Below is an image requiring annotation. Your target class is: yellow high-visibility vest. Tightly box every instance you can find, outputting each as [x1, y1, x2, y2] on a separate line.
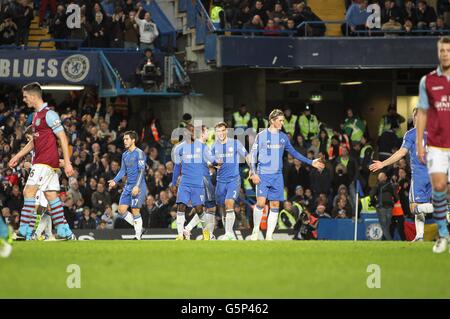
[210, 6, 223, 23]
[233, 111, 251, 129]
[284, 115, 298, 137]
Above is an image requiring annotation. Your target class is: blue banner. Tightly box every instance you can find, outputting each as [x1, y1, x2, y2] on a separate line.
[0, 50, 100, 85]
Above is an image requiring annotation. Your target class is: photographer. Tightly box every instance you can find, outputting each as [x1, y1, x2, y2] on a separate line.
[293, 208, 318, 240]
[135, 49, 162, 89]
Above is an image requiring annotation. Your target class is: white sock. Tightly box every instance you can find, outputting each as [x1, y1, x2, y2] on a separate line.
[266, 209, 279, 239]
[206, 213, 215, 235]
[252, 205, 264, 232]
[225, 210, 235, 234]
[121, 211, 134, 226]
[415, 203, 434, 214]
[44, 214, 52, 236]
[415, 214, 425, 238]
[200, 212, 207, 229]
[176, 212, 186, 235]
[35, 214, 47, 237]
[133, 214, 143, 238]
[186, 214, 200, 231]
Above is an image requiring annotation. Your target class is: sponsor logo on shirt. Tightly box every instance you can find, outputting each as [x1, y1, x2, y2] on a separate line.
[432, 86, 444, 91]
[434, 95, 450, 111]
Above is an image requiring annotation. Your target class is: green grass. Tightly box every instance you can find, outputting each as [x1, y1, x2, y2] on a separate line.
[1, 241, 450, 298]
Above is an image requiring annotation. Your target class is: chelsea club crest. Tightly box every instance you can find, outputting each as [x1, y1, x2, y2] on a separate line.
[61, 54, 90, 83]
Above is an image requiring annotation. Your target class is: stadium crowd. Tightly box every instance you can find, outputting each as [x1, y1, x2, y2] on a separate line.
[0, 0, 160, 49]
[343, 0, 450, 36]
[0, 81, 417, 240]
[2, 0, 450, 47]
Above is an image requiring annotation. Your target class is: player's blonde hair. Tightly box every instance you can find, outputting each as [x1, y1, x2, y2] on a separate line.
[269, 109, 284, 122]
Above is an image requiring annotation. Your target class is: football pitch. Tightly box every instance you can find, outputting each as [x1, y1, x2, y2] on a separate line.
[1, 241, 450, 299]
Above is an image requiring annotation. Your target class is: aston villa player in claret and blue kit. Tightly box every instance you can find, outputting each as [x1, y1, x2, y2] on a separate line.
[416, 36, 450, 253]
[8, 82, 75, 240]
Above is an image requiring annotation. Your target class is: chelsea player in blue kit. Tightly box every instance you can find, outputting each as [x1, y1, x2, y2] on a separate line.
[108, 131, 147, 240]
[170, 124, 219, 240]
[249, 109, 325, 240]
[370, 108, 433, 242]
[211, 122, 250, 240]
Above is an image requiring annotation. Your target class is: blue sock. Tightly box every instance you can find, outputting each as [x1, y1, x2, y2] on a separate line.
[19, 198, 35, 235]
[432, 191, 449, 238]
[0, 216, 8, 239]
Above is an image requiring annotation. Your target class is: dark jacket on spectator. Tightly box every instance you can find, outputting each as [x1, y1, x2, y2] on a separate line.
[370, 181, 398, 209]
[78, 216, 97, 229]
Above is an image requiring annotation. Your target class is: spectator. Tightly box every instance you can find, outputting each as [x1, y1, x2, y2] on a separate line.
[136, 6, 159, 50]
[335, 146, 358, 182]
[101, 205, 116, 229]
[78, 207, 97, 229]
[315, 204, 331, 218]
[250, 0, 268, 25]
[110, 6, 126, 48]
[310, 152, 332, 196]
[0, 15, 18, 45]
[341, 0, 370, 36]
[331, 197, 353, 218]
[378, 104, 405, 138]
[293, 134, 307, 155]
[381, 0, 401, 25]
[88, 12, 108, 48]
[150, 190, 171, 228]
[263, 18, 282, 35]
[284, 18, 299, 36]
[11, 0, 33, 46]
[417, 0, 437, 30]
[5, 184, 22, 213]
[290, 185, 305, 204]
[124, 9, 140, 49]
[101, 0, 115, 17]
[39, 0, 57, 27]
[308, 136, 320, 158]
[91, 182, 112, 213]
[402, 0, 418, 26]
[140, 194, 157, 228]
[298, 104, 319, 145]
[68, 177, 83, 204]
[210, 0, 226, 30]
[370, 172, 397, 240]
[285, 159, 310, 198]
[49, 5, 68, 49]
[343, 108, 366, 143]
[233, 2, 251, 29]
[243, 14, 264, 34]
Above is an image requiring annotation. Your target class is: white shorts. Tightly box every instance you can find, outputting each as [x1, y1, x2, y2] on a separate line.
[26, 164, 61, 192]
[35, 189, 49, 208]
[427, 147, 450, 182]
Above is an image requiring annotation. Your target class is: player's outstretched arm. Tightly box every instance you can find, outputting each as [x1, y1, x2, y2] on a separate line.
[369, 148, 408, 172]
[8, 139, 34, 168]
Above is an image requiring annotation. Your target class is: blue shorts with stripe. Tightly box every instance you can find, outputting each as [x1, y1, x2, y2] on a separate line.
[119, 185, 148, 209]
[177, 184, 205, 207]
[215, 178, 240, 206]
[256, 173, 284, 202]
[409, 176, 432, 203]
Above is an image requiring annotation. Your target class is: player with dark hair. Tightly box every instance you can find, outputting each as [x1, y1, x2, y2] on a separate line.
[108, 131, 147, 240]
[416, 36, 450, 253]
[9, 82, 75, 240]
